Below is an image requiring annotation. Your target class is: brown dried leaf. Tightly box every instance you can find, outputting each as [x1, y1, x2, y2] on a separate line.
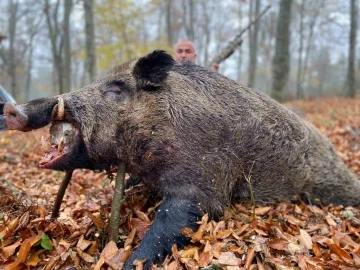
[76, 235, 93, 251]
[254, 206, 272, 216]
[312, 242, 322, 257]
[100, 240, 119, 261]
[325, 240, 354, 264]
[299, 229, 313, 249]
[17, 234, 42, 262]
[192, 214, 208, 242]
[76, 247, 94, 263]
[58, 239, 71, 250]
[245, 247, 255, 269]
[26, 253, 40, 267]
[268, 238, 289, 251]
[124, 228, 136, 248]
[167, 261, 179, 270]
[85, 211, 104, 230]
[87, 241, 98, 256]
[1, 240, 21, 259]
[325, 215, 337, 227]
[180, 258, 199, 270]
[134, 209, 151, 224]
[218, 252, 241, 266]
[212, 242, 223, 259]
[42, 255, 60, 270]
[284, 214, 306, 226]
[106, 249, 128, 269]
[0, 217, 19, 239]
[182, 246, 199, 258]
[198, 251, 213, 267]
[16, 211, 30, 231]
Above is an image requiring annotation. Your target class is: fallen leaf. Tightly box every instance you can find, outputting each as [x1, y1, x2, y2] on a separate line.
[268, 238, 289, 251]
[192, 214, 208, 242]
[299, 229, 313, 249]
[1, 240, 21, 259]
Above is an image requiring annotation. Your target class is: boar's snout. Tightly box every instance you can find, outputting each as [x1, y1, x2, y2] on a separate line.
[4, 102, 29, 131]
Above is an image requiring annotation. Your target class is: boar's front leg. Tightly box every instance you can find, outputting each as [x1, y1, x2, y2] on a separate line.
[124, 196, 202, 269]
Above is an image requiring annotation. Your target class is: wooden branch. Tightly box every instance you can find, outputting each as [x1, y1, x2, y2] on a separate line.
[51, 170, 73, 220]
[109, 163, 126, 243]
[208, 4, 271, 68]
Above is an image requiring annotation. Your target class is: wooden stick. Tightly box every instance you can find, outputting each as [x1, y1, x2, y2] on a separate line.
[51, 170, 73, 220]
[109, 163, 126, 243]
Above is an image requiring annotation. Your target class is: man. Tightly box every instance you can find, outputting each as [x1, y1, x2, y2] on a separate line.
[174, 40, 219, 72]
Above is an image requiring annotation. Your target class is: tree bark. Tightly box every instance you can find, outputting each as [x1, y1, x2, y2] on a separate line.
[271, 0, 293, 102]
[345, 0, 358, 98]
[84, 0, 96, 84]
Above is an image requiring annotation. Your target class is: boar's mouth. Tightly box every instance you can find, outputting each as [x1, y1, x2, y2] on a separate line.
[39, 121, 80, 169]
[39, 97, 81, 170]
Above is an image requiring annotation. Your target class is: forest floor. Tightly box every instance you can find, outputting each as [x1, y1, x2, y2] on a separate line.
[1, 97, 360, 270]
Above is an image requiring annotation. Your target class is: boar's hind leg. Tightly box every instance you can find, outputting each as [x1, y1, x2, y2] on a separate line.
[124, 196, 202, 269]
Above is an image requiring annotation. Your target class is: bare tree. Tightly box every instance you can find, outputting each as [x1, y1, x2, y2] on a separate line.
[296, 0, 305, 99]
[43, 0, 73, 94]
[166, 0, 174, 46]
[345, 0, 358, 97]
[302, 0, 324, 97]
[63, 0, 73, 93]
[248, 0, 261, 88]
[182, 0, 195, 41]
[44, 0, 63, 94]
[24, 7, 43, 102]
[271, 0, 293, 102]
[84, 0, 96, 84]
[7, 0, 20, 99]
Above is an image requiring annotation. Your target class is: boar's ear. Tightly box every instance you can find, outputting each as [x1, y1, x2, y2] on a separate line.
[133, 50, 175, 91]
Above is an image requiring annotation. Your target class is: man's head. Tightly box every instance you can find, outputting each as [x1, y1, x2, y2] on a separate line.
[174, 40, 197, 63]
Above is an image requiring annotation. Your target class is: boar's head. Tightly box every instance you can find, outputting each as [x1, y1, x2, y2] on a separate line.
[5, 50, 175, 172]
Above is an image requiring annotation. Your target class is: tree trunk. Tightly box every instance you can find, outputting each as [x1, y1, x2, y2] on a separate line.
[248, 0, 261, 88]
[63, 0, 73, 93]
[345, 0, 358, 98]
[7, 0, 18, 99]
[44, 0, 63, 95]
[183, 0, 195, 41]
[84, 0, 96, 84]
[303, 1, 323, 93]
[271, 0, 293, 102]
[202, 0, 211, 66]
[25, 34, 35, 102]
[237, 2, 243, 82]
[165, 0, 173, 46]
[296, 0, 305, 99]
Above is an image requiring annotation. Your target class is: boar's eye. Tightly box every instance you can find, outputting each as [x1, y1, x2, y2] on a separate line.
[104, 81, 129, 100]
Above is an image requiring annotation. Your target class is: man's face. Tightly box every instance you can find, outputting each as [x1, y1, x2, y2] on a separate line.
[174, 42, 196, 63]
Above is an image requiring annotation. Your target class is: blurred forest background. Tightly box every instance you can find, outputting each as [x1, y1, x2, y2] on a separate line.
[0, 0, 358, 104]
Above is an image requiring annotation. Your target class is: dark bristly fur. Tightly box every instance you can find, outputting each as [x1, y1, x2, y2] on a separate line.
[4, 50, 360, 269]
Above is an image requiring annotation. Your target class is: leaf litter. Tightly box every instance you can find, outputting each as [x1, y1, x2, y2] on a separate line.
[0, 97, 360, 269]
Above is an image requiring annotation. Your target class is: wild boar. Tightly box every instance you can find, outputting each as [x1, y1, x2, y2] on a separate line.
[4, 50, 360, 269]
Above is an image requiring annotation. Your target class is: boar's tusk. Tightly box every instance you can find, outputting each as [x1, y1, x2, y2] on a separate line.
[58, 137, 64, 154]
[54, 97, 65, 120]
